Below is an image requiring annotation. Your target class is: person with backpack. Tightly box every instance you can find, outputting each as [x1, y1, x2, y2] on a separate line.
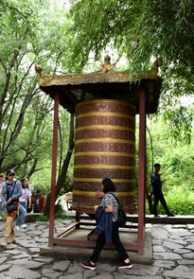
[81, 177, 133, 271]
[0, 170, 22, 248]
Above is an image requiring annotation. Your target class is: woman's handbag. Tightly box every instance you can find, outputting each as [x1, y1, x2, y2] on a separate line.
[6, 181, 19, 213]
[87, 206, 104, 241]
[6, 200, 18, 213]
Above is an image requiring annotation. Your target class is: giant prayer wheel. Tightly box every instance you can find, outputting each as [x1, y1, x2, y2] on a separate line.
[72, 99, 137, 213]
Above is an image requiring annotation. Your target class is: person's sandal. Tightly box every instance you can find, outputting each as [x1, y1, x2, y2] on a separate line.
[0, 241, 7, 248]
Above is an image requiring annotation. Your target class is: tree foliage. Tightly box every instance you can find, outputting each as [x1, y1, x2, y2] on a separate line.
[0, 0, 74, 179]
[1, 0, 194, 198]
[70, 0, 194, 73]
[70, 0, 194, 141]
[146, 112, 194, 214]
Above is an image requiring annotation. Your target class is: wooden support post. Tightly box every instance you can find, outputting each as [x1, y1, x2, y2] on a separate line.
[137, 88, 146, 254]
[49, 94, 59, 246]
[75, 211, 81, 229]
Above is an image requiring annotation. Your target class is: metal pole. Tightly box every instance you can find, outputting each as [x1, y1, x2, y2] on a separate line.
[49, 94, 59, 246]
[137, 88, 146, 253]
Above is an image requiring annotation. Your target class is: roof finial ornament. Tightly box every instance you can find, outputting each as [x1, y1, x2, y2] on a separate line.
[101, 55, 113, 73]
[35, 64, 43, 76]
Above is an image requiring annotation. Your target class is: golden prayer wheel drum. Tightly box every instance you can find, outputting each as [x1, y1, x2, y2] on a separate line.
[72, 99, 137, 213]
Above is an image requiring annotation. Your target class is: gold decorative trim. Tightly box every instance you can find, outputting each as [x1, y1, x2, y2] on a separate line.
[77, 112, 132, 119]
[76, 99, 135, 108]
[72, 204, 98, 209]
[75, 164, 134, 170]
[74, 177, 136, 183]
[74, 151, 135, 157]
[75, 138, 134, 144]
[73, 190, 137, 197]
[76, 125, 134, 132]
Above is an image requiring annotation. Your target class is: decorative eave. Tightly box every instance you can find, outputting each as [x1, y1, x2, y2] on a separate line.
[38, 70, 162, 114]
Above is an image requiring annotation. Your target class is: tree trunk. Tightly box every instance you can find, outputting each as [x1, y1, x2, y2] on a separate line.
[56, 113, 74, 195]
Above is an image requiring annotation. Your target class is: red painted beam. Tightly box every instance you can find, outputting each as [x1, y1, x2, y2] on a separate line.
[137, 88, 146, 254]
[49, 94, 59, 246]
[52, 238, 140, 252]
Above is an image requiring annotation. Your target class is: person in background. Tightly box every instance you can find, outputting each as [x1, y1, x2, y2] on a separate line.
[26, 180, 32, 213]
[39, 191, 46, 212]
[33, 190, 46, 213]
[33, 190, 41, 213]
[81, 177, 133, 271]
[31, 190, 35, 212]
[16, 178, 31, 230]
[0, 173, 6, 219]
[0, 170, 22, 248]
[151, 163, 174, 217]
[0, 173, 5, 191]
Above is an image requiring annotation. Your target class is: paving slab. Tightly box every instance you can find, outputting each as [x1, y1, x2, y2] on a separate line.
[0, 221, 194, 278]
[52, 260, 71, 272]
[6, 266, 41, 279]
[163, 265, 194, 279]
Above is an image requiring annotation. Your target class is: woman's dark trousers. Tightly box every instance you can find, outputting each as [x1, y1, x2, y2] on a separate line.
[90, 222, 128, 262]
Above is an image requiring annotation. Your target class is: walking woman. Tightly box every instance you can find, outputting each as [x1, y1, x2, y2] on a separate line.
[81, 177, 133, 270]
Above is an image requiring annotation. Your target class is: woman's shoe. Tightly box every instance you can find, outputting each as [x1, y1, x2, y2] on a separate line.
[118, 258, 133, 270]
[80, 260, 96, 270]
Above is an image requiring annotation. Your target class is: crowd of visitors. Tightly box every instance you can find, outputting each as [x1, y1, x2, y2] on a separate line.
[0, 163, 173, 252]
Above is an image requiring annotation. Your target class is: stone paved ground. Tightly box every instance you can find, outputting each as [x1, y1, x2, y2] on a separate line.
[0, 221, 194, 278]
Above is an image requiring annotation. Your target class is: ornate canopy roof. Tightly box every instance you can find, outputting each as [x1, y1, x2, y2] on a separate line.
[38, 70, 162, 114]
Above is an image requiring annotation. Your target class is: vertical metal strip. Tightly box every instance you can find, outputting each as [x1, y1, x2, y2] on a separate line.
[49, 94, 59, 246]
[138, 88, 146, 253]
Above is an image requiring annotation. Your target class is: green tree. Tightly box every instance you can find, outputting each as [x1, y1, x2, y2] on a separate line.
[70, 0, 194, 74]
[146, 111, 194, 214]
[0, 0, 75, 180]
[69, 0, 194, 141]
